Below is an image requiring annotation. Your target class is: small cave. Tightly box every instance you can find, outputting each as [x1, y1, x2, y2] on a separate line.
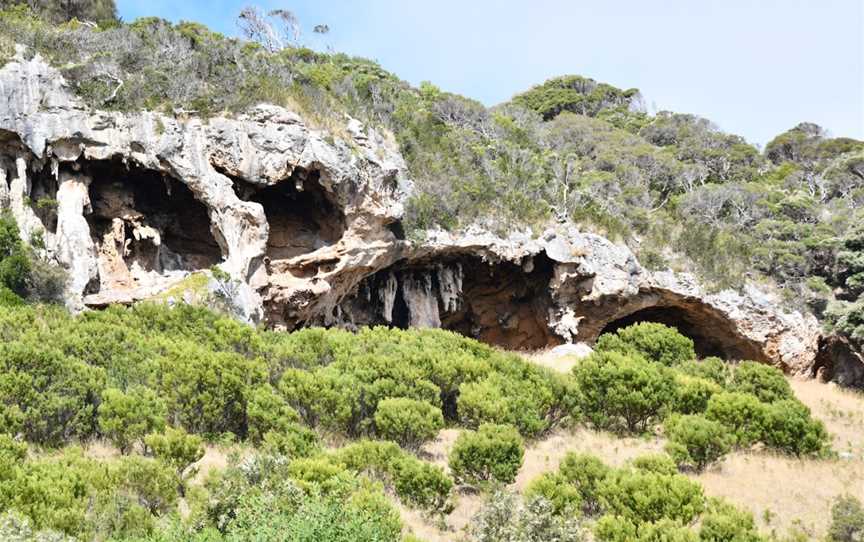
[27, 161, 60, 235]
[337, 253, 561, 351]
[598, 305, 767, 362]
[83, 158, 223, 291]
[231, 167, 346, 263]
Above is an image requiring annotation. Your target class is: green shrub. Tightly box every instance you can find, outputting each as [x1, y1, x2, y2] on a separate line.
[246, 384, 301, 443]
[828, 495, 864, 542]
[704, 392, 767, 447]
[98, 386, 166, 454]
[664, 414, 731, 472]
[673, 375, 722, 414]
[729, 361, 793, 403]
[597, 468, 705, 524]
[595, 515, 698, 542]
[144, 427, 204, 480]
[524, 472, 583, 515]
[630, 454, 679, 476]
[0, 341, 105, 446]
[557, 452, 612, 514]
[761, 399, 829, 456]
[573, 351, 676, 432]
[594, 322, 696, 366]
[261, 425, 320, 459]
[373, 397, 443, 449]
[676, 357, 730, 386]
[698, 498, 764, 542]
[449, 424, 524, 485]
[157, 342, 266, 437]
[333, 440, 452, 511]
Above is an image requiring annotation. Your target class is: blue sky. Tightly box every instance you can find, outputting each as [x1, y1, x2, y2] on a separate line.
[117, 0, 864, 146]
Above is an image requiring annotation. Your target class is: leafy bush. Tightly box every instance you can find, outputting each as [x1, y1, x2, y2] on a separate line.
[144, 427, 204, 480]
[246, 384, 301, 443]
[595, 515, 698, 542]
[630, 454, 679, 476]
[98, 386, 166, 454]
[664, 414, 732, 472]
[673, 375, 723, 414]
[0, 341, 104, 446]
[333, 440, 452, 510]
[524, 472, 583, 515]
[676, 357, 730, 387]
[729, 361, 793, 403]
[698, 498, 764, 542]
[261, 424, 320, 459]
[828, 495, 864, 542]
[557, 452, 612, 514]
[573, 351, 676, 433]
[597, 467, 705, 524]
[704, 392, 767, 447]
[761, 399, 829, 456]
[449, 424, 524, 485]
[594, 322, 696, 366]
[373, 397, 443, 449]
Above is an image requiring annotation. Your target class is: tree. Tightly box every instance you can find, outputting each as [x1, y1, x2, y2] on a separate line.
[98, 386, 166, 454]
[144, 427, 204, 494]
[449, 424, 524, 485]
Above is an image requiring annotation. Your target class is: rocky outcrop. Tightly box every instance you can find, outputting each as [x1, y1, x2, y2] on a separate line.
[0, 51, 838, 378]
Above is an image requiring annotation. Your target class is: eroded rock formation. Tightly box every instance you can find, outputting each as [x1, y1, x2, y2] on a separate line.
[0, 50, 855, 381]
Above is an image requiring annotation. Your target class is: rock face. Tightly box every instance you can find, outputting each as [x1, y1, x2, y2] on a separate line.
[0, 52, 845, 379]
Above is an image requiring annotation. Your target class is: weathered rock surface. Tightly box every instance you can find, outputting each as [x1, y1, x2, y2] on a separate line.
[0, 51, 850, 379]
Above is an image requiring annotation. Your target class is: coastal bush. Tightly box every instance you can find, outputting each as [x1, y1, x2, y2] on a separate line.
[573, 351, 676, 433]
[594, 322, 696, 366]
[373, 397, 443, 449]
[729, 361, 793, 403]
[98, 386, 166, 454]
[664, 414, 732, 471]
[449, 424, 524, 485]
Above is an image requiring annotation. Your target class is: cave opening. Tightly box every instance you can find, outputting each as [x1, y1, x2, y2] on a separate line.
[598, 305, 766, 361]
[232, 168, 346, 262]
[28, 162, 59, 235]
[340, 253, 561, 351]
[83, 158, 223, 290]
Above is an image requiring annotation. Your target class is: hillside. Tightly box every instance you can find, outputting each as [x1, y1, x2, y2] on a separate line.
[0, 2, 863, 541]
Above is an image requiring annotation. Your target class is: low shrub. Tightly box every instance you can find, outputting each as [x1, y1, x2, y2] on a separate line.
[573, 351, 676, 433]
[630, 454, 679, 476]
[676, 357, 731, 386]
[524, 472, 583, 515]
[828, 494, 864, 542]
[729, 361, 793, 403]
[144, 427, 204, 480]
[98, 386, 166, 454]
[373, 397, 443, 449]
[557, 452, 611, 514]
[698, 498, 764, 542]
[261, 424, 320, 459]
[673, 374, 722, 415]
[664, 414, 731, 472]
[449, 423, 524, 485]
[594, 322, 696, 366]
[597, 467, 705, 524]
[704, 392, 767, 447]
[246, 384, 301, 443]
[761, 399, 829, 456]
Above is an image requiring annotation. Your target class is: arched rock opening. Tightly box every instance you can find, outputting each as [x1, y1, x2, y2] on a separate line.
[335, 253, 561, 350]
[231, 168, 346, 265]
[84, 158, 223, 293]
[596, 303, 768, 362]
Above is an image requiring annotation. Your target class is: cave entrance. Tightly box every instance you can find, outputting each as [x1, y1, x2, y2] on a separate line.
[84, 158, 223, 291]
[232, 168, 345, 262]
[598, 305, 766, 361]
[338, 254, 561, 351]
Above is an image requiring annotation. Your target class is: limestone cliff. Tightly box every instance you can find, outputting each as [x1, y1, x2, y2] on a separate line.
[0, 51, 854, 382]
